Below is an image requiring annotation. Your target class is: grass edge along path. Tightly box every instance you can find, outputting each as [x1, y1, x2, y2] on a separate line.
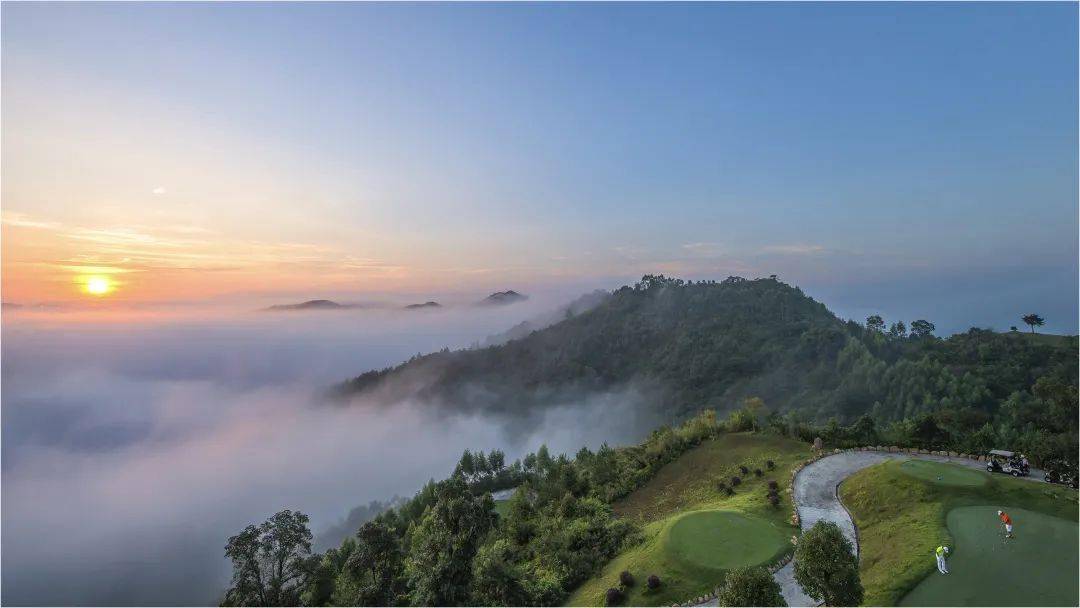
[839, 459, 1079, 606]
[566, 433, 810, 606]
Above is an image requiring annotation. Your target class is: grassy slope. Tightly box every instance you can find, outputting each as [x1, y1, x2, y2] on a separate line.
[840, 459, 1079, 606]
[1005, 331, 1076, 348]
[566, 433, 810, 606]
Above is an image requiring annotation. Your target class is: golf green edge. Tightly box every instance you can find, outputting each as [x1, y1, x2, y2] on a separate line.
[840, 459, 1079, 606]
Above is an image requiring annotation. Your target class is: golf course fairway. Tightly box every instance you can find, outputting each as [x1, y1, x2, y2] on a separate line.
[665, 510, 789, 570]
[898, 460, 988, 487]
[899, 506, 1079, 606]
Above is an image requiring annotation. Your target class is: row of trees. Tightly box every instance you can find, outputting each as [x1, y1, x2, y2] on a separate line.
[223, 411, 727, 607]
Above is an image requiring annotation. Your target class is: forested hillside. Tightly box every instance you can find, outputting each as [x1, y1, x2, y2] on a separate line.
[338, 275, 1077, 452]
[227, 273, 1077, 605]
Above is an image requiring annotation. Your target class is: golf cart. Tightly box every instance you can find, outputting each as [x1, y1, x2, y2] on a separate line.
[1043, 461, 1079, 488]
[986, 449, 1029, 477]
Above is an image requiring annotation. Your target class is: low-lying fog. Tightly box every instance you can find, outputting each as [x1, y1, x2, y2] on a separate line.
[1, 295, 659, 606]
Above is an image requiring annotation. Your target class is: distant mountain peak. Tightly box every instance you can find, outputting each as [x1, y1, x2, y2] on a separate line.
[404, 301, 441, 310]
[479, 290, 528, 306]
[264, 299, 347, 312]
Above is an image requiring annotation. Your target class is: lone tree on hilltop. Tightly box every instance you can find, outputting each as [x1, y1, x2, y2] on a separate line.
[223, 509, 315, 607]
[1022, 313, 1045, 334]
[716, 566, 787, 607]
[793, 521, 863, 606]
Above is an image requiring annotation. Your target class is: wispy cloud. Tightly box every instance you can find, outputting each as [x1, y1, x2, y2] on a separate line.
[759, 243, 829, 255]
[1, 212, 62, 230]
[681, 242, 724, 257]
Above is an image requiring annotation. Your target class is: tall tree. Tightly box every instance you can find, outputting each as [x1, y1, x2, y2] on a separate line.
[405, 478, 496, 605]
[223, 510, 315, 607]
[1022, 313, 1045, 334]
[716, 566, 787, 606]
[888, 321, 907, 340]
[909, 320, 935, 338]
[470, 539, 530, 605]
[793, 521, 863, 606]
[336, 521, 403, 606]
[865, 315, 885, 333]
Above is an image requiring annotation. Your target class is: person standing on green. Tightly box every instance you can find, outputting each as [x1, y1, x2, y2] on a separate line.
[935, 545, 950, 574]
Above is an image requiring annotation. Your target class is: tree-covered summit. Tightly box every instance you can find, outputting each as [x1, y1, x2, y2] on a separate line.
[337, 274, 1076, 433]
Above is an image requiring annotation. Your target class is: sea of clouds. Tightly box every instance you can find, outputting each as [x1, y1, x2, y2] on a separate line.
[1, 296, 657, 606]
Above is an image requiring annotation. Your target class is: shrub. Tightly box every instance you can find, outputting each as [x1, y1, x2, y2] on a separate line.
[754, 468, 763, 477]
[768, 480, 779, 490]
[768, 494, 781, 508]
[731, 476, 742, 486]
[619, 571, 635, 587]
[766, 460, 775, 470]
[605, 587, 624, 606]
[739, 465, 749, 475]
[647, 574, 661, 590]
[716, 481, 728, 493]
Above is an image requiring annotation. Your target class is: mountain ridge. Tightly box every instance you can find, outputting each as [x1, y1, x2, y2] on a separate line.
[336, 275, 1077, 427]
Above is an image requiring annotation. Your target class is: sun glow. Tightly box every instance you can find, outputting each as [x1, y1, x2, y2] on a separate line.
[84, 276, 113, 296]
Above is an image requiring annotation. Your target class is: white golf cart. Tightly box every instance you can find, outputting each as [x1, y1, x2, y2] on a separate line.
[986, 449, 1029, 477]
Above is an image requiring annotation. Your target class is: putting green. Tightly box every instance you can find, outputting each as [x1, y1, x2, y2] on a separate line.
[900, 506, 1079, 606]
[898, 460, 988, 487]
[664, 510, 789, 571]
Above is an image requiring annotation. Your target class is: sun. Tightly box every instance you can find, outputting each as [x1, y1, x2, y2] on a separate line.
[84, 276, 113, 296]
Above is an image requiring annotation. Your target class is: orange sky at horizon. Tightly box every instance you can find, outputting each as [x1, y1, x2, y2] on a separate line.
[0, 211, 488, 304]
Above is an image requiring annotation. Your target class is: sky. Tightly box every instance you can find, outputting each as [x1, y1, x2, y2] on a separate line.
[2, 2, 1077, 333]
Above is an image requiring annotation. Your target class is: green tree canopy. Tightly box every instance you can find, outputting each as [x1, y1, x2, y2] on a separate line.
[716, 566, 787, 607]
[793, 521, 863, 607]
[222, 510, 314, 607]
[866, 315, 885, 333]
[405, 477, 496, 605]
[909, 319, 935, 338]
[1022, 313, 1045, 334]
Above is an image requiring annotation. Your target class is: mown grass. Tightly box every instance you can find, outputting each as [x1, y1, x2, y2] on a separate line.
[840, 460, 1079, 606]
[566, 433, 810, 606]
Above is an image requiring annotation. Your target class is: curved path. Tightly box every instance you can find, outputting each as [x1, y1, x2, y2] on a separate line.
[696, 451, 1046, 607]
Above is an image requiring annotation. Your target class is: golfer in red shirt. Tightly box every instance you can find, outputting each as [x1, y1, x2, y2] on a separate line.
[998, 510, 1014, 538]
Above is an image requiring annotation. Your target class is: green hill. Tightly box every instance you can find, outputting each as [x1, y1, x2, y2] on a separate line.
[339, 275, 846, 418]
[338, 275, 1076, 434]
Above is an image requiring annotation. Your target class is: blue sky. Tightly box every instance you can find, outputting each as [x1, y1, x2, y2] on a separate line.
[2, 2, 1077, 333]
